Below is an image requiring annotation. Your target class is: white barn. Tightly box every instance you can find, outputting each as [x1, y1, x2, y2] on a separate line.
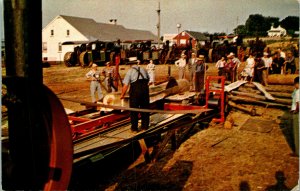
[42, 15, 157, 63]
[267, 25, 287, 37]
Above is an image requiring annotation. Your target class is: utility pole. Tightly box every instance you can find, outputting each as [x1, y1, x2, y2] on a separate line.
[156, 0, 161, 48]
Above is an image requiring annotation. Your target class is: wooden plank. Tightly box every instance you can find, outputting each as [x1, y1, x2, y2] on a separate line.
[225, 80, 248, 92]
[252, 82, 276, 100]
[165, 91, 196, 101]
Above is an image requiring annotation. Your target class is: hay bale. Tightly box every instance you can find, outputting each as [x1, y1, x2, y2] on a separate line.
[267, 74, 298, 85]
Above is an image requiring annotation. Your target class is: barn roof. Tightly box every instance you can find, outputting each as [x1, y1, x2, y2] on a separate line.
[184, 30, 208, 41]
[59, 15, 157, 42]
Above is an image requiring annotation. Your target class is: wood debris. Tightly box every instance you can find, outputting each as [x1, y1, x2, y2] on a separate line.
[224, 81, 293, 115]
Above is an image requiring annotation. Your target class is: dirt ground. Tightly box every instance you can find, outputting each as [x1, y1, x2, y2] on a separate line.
[42, 62, 299, 191]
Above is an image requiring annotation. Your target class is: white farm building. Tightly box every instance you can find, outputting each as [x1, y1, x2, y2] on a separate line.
[42, 15, 157, 63]
[267, 25, 287, 37]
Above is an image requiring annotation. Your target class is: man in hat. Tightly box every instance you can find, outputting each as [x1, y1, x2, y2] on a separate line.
[102, 61, 117, 93]
[262, 52, 272, 77]
[194, 55, 206, 92]
[188, 53, 197, 91]
[120, 60, 150, 132]
[228, 52, 241, 81]
[175, 54, 187, 79]
[254, 53, 267, 86]
[85, 63, 104, 103]
[284, 51, 296, 74]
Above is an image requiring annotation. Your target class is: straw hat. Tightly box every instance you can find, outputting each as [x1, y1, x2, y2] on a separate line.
[228, 52, 235, 57]
[101, 94, 115, 112]
[198, 55, 205, 61]
[103, 94, 115, 105]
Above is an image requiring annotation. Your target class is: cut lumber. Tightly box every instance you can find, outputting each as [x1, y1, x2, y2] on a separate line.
[225, 80, 248, 92]
[252, 82, 275, 100]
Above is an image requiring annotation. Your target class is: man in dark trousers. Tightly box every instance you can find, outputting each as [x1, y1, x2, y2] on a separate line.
[120, 60, 150, 132]
[194, 55, 206, 92]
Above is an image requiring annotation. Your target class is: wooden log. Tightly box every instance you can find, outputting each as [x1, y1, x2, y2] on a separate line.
[244, 83, 294, 93]
[264, 85, 294, 93]
[270, 92, 292, 99]
[228, 95, 290, 108]
[231, 91, 266, 100]
[237, 87, 261, 94]
[229, 91, 292, 105]
[228, 101, 257, 116]
[274, 98, 292, 105]
[237, 86, 291, 99]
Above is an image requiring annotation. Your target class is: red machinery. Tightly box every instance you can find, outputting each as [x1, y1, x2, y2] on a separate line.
[2, 0, 225, 187]
[205, 76, 226, 122]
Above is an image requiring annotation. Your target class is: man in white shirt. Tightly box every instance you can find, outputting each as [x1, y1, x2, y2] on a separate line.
[261, 52, 272, 77]
[291, 77, 299, 156]
[175, 54, 187, 79]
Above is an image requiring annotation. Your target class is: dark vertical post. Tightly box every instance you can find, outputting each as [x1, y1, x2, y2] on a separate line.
[4, 0, 42, 82]
[3, 0, 49, 190]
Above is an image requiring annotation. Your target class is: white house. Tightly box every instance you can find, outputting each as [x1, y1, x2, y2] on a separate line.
[42, 15, 157, 62]
[267, 25, 287, 37]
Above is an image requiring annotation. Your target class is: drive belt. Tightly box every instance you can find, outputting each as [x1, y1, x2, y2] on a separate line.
[59, 97, 212, 114]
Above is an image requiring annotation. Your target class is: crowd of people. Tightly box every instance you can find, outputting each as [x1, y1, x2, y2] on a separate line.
[174, 53, 207, 92]
[215, 48, 296, 86]
[86, 59, 155, 132]
[84, 47, 298, 133]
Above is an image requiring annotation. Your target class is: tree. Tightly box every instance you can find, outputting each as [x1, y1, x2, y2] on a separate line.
[245, 14, 266, 36]
[264, 16, 280, 28]
[244, 14, 280, 36]
[280, 16, 299, 34]
[234, 25, 247, 35]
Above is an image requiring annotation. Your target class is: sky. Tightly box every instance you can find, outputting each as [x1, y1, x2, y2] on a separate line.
[0, 0, 299, 40]
[41, 0, 299, 36]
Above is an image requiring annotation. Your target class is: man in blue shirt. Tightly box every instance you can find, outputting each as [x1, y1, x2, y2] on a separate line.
[120, 61, 150, 132]
[85, 63, 104, 103]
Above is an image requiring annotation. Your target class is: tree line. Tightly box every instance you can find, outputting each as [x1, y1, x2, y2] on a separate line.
[233, 14, 299, 37]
